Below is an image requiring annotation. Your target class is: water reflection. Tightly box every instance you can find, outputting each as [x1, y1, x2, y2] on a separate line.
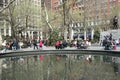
[0, 54, 120, 80]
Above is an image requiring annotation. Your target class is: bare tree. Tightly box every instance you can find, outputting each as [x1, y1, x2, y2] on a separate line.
[0, 0, 15, 13]
[1, 0, 41, 39]
[44, 3, 53, 31]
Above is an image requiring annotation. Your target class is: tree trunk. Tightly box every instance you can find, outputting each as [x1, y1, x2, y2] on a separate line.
[64, 27, 67, 41]
[69, 26, 73, 41]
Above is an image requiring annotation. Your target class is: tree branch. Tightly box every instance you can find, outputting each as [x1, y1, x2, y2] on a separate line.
[44, 3, 53, 31]
[0, 0, 15, 13]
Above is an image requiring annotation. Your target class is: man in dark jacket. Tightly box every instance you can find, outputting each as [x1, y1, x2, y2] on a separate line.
[113, 16, 118, 29]
[33, 39, 38, 50]
[104, 40, 112, 50]
[12, 38, 18, 50]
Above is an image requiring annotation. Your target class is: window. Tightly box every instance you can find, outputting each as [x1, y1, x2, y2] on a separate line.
[0, 0, 3, 7]
[1, 29, 4, 34]
[6, 29, 9, 34]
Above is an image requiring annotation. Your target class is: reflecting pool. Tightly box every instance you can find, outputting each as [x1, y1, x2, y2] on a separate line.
[0, 53, 120, 80]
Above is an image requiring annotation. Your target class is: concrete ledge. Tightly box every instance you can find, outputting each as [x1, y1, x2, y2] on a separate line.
[0, 49, 120, 58]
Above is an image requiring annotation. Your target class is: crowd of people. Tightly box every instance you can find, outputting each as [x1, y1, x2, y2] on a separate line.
[55, 38, 91, 49]
[2, 34, 120, 52]
[2, 38, 19, 52]
[1, 37, 92, 52]
[1, 38, 44, 52]
[100, 33, 120, 50]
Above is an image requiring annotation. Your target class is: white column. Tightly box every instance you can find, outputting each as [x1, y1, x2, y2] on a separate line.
[0, 30, 2, 45]
[69, 24, 73, 41]
[40, 31, 43, 40]
[32, 31, 34, 39]
[27, 31, 30, 39]
[84, 30, 87, 40]
[64, 27, 67, 40]
[91, 29, 94, 40]
[3, 0, 6, 37]
[9, 26, 11, 36]
[70, 29, 74, 40]
[37, 31, 40, 41]
[4, 20, 6, 36]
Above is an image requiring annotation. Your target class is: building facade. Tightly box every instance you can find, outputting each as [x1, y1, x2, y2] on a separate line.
[0, 0, 42, 41]
[1, 0, 120, 41]
[44, 0, 61, 11]
[71, 0, 120, 40]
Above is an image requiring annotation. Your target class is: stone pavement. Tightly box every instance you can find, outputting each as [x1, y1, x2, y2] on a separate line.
[1, 45, 120, 53]
[21, 46, 77, 51]
[22, 45, 120, 51]
[88, 45, 120, 51]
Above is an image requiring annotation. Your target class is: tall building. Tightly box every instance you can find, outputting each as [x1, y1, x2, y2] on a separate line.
[34, 0, 120, 40]
[44, 0, 52, 10]
[0, 0, 10, 37]
[83, 0, 120, 30]
[68, 0, 120, 40]
[24, 0, 120, 41]
[0, 0, 42, 40]
[23, 0, 42, 39]
[44, 0, 61, 11]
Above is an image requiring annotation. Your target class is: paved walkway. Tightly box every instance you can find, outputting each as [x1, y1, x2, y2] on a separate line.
[91, 45, 120, 51]
[1, 45, 120, 53]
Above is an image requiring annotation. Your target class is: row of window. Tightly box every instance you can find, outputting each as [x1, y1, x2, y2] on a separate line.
[71, 20, 110, 28]
[1, 28, 9, 35]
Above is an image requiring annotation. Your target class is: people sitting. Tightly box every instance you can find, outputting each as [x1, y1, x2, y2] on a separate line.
[77, 40, 88, 49]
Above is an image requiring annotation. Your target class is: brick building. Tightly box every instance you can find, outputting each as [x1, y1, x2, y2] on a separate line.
[44, 0, 61, 11]
[71, 0, 120, 40]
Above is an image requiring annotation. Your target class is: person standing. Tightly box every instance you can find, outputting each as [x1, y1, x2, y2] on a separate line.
[12, 38, 18, 50]
[33, 39, 38, 50]
[55, 41, 60, 49]
[27, 40, 31, 48]
[39, 40, 43, 49]
[113, 16, 118, 29]
[109, 33, 112, 41]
